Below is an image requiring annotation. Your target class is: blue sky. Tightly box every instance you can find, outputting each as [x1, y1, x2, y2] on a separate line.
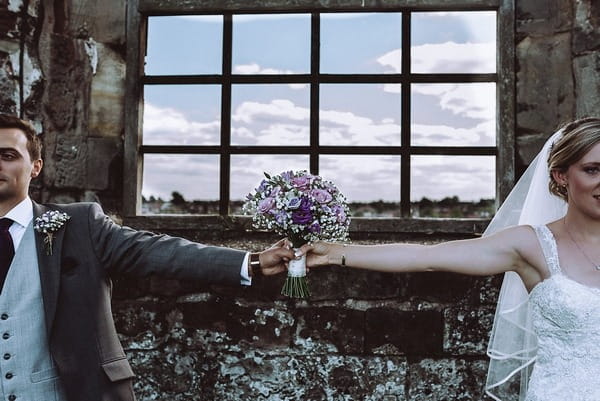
[141, 11, 496, 204]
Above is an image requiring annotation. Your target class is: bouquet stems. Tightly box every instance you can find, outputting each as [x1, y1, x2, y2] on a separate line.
[281, 247, 310, 298]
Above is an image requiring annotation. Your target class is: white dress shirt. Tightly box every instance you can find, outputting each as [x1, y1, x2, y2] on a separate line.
[1, 197, 252, 284]
[3, 197, 33, 251]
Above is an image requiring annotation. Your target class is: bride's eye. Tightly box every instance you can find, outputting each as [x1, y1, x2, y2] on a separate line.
[583, 166, 600, 174]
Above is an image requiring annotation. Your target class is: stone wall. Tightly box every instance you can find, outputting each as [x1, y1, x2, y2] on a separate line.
[0, 0, 598, 400]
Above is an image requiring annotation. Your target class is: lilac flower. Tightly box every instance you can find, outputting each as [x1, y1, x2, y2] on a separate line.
[271, 209, 288, 225]
[287, 197, 302, 209]
[257, 179, 269, 193]
[310, 188, 333, 204]
[291, 197, 313, 224]
[270, 186, 281, 197]
[258, 197, 276, 213]
[281, 171, 294, 181]
[332, 204, 347, 223]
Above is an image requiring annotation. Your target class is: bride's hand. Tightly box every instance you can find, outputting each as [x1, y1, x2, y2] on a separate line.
[297, 241, 337, 268]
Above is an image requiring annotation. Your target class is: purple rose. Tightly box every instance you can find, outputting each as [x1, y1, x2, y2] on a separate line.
[258, 197, 276, 213]
[291, 175, 312, 191]
[310, 188, 333, 204]
[308, 221, 321, 234]
[291, 197, 313, 225]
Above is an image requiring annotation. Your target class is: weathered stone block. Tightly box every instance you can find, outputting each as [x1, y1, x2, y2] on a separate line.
[573, 52, 600, 118]
[68, 0, 126, 45]
[516, 34, 574, 133]
[129, 353, 407, 401]
[573, 0, 600, 54]
[178, 298, 294, 349]
[293, 307, 364, 354]
[407, 358, 489, 401]
[366, 308, 443, 355]
[89, 42, 125, 138]
[86, 136, 120, 190]
[516, 0, 572, 36]
[443, 306, 495, 355]
[404, 272, 479, 304]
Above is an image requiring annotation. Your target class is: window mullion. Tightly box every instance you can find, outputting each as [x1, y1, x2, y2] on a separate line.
[310, 12, 320, 176]
[220, 13, 233, 216]
[400, 11, 412, 217]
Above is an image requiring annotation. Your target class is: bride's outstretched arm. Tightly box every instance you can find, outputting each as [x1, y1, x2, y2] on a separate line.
[300, 225, 538, 277]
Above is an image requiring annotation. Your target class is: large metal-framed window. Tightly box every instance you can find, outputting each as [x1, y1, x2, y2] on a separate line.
[124, 0, 514, 234]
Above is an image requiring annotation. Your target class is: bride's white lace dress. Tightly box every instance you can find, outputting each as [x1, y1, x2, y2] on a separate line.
[525, 225, 600, 401]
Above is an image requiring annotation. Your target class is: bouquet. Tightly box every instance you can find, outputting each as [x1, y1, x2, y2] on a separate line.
[243, 170, 351, 298]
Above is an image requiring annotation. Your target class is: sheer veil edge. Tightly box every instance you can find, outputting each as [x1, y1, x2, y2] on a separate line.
[484, 129, 567, 401]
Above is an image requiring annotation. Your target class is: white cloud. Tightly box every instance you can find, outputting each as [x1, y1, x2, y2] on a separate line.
[233, 63, 308, 90]
[413, 82, 495, 120]
[143, 103, 220, 145]
[377, 41, 495, 74]
[142, 101, 495, 202]
[412, 120, 495, 146]
[232, 99, 309, 124]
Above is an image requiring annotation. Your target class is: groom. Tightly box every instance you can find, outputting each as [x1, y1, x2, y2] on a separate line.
[0, 113, 295, 401]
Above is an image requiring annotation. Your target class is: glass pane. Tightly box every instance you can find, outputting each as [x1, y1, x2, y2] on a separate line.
[143, 85, 221, 145]
[230, 154, 310, 214]
[411, 11, 496, 73]
[321, 12, 402, 74]
[320, 155, 401, 217]
[231, 84, 310, 145]
[142, 154, 220, 215]
[411, 83, 495, 146]
[320, 84, 401, 146]
[232, 14, 310, 74]
[411, 155, 495, 218]
[146, 16, 222, 75]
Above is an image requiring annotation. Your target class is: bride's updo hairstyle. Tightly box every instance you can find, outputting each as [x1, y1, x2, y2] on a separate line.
[547, 117, 600, 201]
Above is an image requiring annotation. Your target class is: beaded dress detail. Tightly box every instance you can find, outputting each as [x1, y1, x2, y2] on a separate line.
[526, 225, 600, 401]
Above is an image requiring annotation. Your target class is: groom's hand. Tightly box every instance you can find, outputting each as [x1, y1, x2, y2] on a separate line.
[253, 238, 295, 276]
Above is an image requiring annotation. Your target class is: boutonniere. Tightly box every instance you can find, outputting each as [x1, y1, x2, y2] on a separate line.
[34, 210, 71, 255]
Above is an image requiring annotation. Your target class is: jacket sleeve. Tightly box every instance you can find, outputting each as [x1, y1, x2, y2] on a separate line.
[85, 203, 246, 285]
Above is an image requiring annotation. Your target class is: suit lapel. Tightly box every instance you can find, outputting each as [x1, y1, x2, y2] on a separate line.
[33, 202, 64, 336]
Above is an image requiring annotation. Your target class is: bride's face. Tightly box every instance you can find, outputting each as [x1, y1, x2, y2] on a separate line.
[559, 141, 600, 218]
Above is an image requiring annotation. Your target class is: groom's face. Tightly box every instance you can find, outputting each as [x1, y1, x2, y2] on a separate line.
[0, 128, 42, 205]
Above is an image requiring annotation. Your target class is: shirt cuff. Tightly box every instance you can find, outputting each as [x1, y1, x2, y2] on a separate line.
[240, 252, 251, 286]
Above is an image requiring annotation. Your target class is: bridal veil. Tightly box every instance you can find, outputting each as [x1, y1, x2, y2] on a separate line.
[484, 128, 567, 400]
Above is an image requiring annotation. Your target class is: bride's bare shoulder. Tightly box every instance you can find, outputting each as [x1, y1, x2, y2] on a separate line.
[502, 224, 550, 282]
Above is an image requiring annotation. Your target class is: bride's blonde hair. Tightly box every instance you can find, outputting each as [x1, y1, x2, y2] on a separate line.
[547, 117, 600, 201]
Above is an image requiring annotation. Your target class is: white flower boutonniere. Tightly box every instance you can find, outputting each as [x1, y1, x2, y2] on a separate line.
[34, 210, 71, 255]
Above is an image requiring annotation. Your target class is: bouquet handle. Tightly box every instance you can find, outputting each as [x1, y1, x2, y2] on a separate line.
[281, 248, 310, 298]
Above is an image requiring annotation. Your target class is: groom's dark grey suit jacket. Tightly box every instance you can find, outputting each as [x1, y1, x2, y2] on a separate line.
[32, 201, 246, 401]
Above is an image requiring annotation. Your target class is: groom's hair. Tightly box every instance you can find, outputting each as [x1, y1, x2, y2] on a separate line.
[548, 117, 600, 201]
[0, 113, 42, 161]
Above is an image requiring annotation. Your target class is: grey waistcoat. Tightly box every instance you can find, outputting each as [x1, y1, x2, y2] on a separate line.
[0, 223, 67, 400]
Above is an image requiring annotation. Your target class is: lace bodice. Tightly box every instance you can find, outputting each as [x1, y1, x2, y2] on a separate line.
[526, 225, 600, 401]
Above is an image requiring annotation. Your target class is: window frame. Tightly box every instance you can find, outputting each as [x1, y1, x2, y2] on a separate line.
[124, 0, 515, 235]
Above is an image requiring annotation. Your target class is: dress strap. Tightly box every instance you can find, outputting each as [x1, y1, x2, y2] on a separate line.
[531, 225, 562, 275]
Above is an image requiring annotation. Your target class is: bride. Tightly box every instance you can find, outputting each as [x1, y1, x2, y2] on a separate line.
[300, 117, 600, 401]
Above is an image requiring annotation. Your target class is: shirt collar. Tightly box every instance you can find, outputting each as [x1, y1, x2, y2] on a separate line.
[3, 197, 33, 228]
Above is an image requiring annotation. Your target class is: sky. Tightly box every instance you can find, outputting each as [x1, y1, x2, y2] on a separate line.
[141, 11, 497, 205]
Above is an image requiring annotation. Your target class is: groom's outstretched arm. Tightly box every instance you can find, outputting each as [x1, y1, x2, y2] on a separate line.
[85, 202, 248, 284]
